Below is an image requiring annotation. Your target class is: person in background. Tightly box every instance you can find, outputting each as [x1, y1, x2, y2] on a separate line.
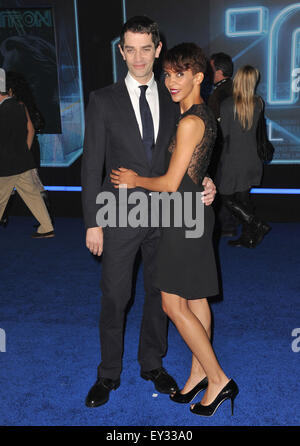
[0, 69, 54, 238]
[208, 52, 233, 119]
[0, 72, 54, 228]
[207, 52, 239, 238]
[216, 65, 271, 248]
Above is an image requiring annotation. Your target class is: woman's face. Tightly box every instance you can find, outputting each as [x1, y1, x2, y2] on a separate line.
[164, 67, 201, 103]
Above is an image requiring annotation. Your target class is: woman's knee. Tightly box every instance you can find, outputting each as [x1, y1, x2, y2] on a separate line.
[161, 293, 187, 319]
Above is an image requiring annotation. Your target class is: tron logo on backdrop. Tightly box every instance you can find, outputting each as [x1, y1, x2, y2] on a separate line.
[0, 9, 52, 30]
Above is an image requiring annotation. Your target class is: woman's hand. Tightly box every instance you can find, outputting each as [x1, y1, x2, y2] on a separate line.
[110, 167, 138, 188]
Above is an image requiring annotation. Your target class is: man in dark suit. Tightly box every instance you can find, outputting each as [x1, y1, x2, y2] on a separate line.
[208, 52, 233, 120]
[207, 52, 238, 237]
[81, 16, 216, 408]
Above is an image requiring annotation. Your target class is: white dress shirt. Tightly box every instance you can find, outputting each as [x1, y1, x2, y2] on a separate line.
[125, 72, 160, 142]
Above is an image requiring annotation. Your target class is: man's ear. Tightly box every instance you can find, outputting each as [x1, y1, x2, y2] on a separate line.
[118, 44, 126, 61]
[155, 41, 163, 59]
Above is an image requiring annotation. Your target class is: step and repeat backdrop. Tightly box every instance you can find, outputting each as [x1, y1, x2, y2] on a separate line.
[0, 0, 299, 178]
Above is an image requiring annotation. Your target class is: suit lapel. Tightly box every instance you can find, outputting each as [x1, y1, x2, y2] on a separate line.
[111, 81, 149, 165]
[111, 80, 175, 168]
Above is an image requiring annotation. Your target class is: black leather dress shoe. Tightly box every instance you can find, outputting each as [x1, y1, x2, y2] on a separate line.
[85, 377, 120, 408]
[141, 367, 179, 394]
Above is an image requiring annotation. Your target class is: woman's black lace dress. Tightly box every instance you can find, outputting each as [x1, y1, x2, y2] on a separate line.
[154, 104, 219, 299]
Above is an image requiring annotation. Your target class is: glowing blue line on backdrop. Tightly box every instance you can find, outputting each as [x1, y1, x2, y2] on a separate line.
[112, 0, 127, 82]
[250, 188, 300, 194]
[111, 36, 120, 83]
[225, 3, 300, 164]
[267, 3, 300, 105]
[231, 36, 265, 62]
[226, 4, 300, 105]
[73, 0, 85, 146]
[292, 28, 300, 72]
[44, 186, 300, 195]
[37, 0, 85, 167]
[225, 7, 268, 37]
[268, 121, 283, 142]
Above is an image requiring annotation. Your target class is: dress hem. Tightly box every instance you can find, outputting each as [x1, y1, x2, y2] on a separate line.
[154, 284, 219, 300]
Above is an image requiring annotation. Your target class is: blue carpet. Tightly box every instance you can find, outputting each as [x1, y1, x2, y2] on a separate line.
[0, 217, 299, 426]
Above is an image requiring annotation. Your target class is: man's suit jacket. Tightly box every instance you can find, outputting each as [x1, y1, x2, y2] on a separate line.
[81, 79, 179, 229]
[207, 78, 233, 120]
[207, 78, 233, 179]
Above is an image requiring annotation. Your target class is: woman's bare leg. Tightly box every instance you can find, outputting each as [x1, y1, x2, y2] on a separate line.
[161, 291, 229, 406]
[179, 298, 211, 393]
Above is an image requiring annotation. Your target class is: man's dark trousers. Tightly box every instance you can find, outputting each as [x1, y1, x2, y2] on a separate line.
[98, 226, 167, 381]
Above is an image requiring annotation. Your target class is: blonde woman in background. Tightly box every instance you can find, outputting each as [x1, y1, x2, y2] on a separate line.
[216, 65, 270, 248]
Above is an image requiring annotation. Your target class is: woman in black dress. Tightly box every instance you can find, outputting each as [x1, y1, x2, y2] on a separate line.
[216, 65, 270, 248]
[111, 43, 238, 417]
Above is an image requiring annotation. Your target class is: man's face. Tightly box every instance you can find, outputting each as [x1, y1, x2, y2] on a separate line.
[210, 59, 223, 84]
[119, 31, 162, 83]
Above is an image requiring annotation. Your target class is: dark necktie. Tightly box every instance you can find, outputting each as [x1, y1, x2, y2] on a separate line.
[139, 85, 154, 164]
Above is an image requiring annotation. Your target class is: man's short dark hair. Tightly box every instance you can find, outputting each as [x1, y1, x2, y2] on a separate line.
[120, 16, 160, 49]
[210, 52, 233, 78]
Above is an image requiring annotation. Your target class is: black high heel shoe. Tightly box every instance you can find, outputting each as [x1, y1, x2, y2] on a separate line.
[190, 379, 239, 417]
[170, 377, 208, 404]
